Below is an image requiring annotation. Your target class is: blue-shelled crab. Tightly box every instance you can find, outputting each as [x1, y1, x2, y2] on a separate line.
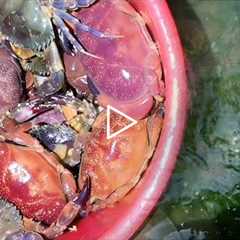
[0, 0, 108, 97]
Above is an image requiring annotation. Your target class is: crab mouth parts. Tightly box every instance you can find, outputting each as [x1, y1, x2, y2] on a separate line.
[6, 33, 54, 55]
[21, 56, 50, 76]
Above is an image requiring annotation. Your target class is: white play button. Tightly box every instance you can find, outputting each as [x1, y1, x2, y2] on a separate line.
[106, 105, 138, 139]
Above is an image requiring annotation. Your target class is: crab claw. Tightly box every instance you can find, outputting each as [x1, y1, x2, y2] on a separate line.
[34, 41, 65, 97]
[53, 0, 98, 10]
[10, 99, 53, 123]
[40, 177, 91, 239]
[35, 70, 65, 97]
[5, 231, 43, 240]
[19, 41, 65, 97]
[74, 176, 91, 207]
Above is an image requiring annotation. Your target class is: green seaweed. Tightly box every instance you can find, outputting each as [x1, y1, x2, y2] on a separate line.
[136, 1, 240, 239]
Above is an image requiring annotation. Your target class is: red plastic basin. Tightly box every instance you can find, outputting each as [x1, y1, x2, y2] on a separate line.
[58, 0, 188, 239]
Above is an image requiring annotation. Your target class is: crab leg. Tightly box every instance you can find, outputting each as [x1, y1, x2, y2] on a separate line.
[53, 14, 100, 59]
[55, 9, 113, 38]
[22, 178, 90, 239]
[34, 177, 91, 239]
[59, 166, 78, 200]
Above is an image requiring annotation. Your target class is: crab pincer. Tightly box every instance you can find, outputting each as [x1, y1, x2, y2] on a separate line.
[32, 177, 91, 239]
[31, 42, 65, 97]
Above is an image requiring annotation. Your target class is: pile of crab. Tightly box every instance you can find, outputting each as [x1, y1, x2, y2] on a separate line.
[0, 0, 164, 239]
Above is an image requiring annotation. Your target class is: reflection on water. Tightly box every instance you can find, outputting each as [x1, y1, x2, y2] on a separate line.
[135, 1, 240, 239]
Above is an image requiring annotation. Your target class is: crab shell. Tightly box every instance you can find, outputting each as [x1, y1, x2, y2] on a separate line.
[0, 47, 22, 117]
[64, 0, 164, 119]
[0, 0, 53, 52]
[0, 142, 69, 225]
[78, 109, 163, 210]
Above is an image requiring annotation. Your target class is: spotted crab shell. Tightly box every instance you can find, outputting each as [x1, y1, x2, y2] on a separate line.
[78, 109, 163, 210]
[64, 0, 163, 119]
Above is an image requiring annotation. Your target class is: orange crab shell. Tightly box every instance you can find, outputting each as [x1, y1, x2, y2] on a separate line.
[0, 119, 78, 226]
[78, 109, 163, 209]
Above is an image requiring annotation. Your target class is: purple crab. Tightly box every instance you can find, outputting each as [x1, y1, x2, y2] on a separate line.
[64, 0, 164, 119]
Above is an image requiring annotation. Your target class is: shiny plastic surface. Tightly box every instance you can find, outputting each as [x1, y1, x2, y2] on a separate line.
[58, 0, 188, 239]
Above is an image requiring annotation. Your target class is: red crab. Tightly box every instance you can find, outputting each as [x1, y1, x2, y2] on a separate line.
[78, 105, 163, 210]
[64, 0, 164, 119]
[0, 118, 90, 239]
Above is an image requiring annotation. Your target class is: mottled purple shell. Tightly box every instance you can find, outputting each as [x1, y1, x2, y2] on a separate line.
[64, 0, 163, 119]
[0, 48, 22, 117]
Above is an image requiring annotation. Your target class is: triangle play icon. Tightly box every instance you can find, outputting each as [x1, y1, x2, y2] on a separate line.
[107, 105, 138, 139]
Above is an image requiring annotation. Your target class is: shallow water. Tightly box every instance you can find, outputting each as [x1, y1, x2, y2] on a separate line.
[135, 1, 240, 239]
